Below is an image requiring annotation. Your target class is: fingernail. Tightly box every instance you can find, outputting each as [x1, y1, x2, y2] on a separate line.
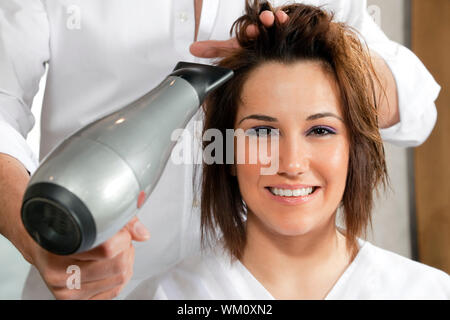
[134, 221, 150, 239]
[260, 10, 275, 26]
[276, 10, 289, 23]
[246, 25, 259, 37]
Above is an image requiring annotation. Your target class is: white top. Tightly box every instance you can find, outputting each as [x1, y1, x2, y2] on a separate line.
[0, 0, 440, 299]
[126, 239, 450, 300]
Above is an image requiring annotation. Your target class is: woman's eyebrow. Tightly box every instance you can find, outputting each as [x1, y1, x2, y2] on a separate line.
[306, 112, 344, 122]
[238, 114, 277, 125]
[238, 112, 344, 125]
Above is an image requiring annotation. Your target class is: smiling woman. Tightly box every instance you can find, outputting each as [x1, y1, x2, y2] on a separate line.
[127, 0, 450, 300]
[229, 61, 354, 299]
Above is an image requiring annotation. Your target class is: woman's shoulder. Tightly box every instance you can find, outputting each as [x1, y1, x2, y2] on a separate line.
[126, 245, 243, 299]
[337, 240, 450, 299]
[365, 241, 449, 279]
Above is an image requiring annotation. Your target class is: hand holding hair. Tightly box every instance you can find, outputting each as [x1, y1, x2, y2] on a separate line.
[190, 10, 289, 58]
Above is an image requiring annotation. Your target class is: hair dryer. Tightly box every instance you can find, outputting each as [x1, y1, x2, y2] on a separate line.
[21, 62, 233, 255]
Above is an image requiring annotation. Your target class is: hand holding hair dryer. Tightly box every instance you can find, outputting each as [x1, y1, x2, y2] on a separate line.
[21, 62, 233, 255]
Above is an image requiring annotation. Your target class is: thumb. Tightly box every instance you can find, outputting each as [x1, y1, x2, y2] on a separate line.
[189, 39, 239, 58]
[126, 217, 150, 241]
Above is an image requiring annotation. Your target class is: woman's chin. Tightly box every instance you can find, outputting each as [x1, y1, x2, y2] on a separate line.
[266, 219, 318, 238]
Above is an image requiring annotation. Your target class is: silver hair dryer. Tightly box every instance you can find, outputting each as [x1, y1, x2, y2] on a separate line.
[21, 62, 233, 255]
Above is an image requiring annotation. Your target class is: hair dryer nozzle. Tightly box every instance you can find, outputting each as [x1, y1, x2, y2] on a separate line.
[170, 62, 234, 103]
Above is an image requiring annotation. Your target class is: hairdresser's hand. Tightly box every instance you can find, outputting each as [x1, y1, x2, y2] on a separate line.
[190, 10, 289, 58]
[29, 216, 150, 300]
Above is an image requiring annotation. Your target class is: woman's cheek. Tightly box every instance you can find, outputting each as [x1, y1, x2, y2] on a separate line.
[316, 138, 349, 190]
[236, 163, 261, 191]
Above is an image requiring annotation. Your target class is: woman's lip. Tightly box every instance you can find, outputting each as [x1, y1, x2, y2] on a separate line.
[264, 186, 320, 205]
[266, 184, 318, 189]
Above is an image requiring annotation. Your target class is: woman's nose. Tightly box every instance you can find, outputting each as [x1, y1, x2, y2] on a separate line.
[278, 137, 310, 177]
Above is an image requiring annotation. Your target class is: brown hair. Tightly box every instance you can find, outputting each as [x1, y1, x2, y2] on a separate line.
[200, 0, 388, 260]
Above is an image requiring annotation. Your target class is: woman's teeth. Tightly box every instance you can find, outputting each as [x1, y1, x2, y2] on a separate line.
[269, 187, 314, 197]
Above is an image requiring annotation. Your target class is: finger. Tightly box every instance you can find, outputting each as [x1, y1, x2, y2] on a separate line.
[245, 24, 259, 37]
[38, 247, 130, 289]
[88, 244, 135, 300]
[85, 271, 132, 300]
[88, 278, 131, 300]
[275, 10, 289, 24]
[190, 39, 239, 58]
[259, 10, 275, 27]
[71, 228, 132, 261]
[52, 266, 132, 300]
[69, 245, 133, 283]
[88, 286, 123, 300]
[37, 256, 82, 288]
[125, 217, 150, 242]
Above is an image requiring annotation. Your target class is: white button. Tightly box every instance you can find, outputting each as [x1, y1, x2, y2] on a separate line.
[178, 12, 189, 22]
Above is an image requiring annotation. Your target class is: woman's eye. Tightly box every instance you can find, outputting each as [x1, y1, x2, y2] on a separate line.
[308, 126, 336, 136]
[245, 127, 278, 137]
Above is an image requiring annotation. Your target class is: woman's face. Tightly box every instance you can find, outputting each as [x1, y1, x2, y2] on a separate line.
[234, 61, 349, 237]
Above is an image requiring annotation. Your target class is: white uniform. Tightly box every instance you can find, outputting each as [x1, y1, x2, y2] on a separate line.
[0, 0, 440, 299]
[126, 239, 450, 300]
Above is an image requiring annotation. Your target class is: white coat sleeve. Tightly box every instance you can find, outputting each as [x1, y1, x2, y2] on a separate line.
[331, 0, 440, 147]
[0, 0, 50, 173]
